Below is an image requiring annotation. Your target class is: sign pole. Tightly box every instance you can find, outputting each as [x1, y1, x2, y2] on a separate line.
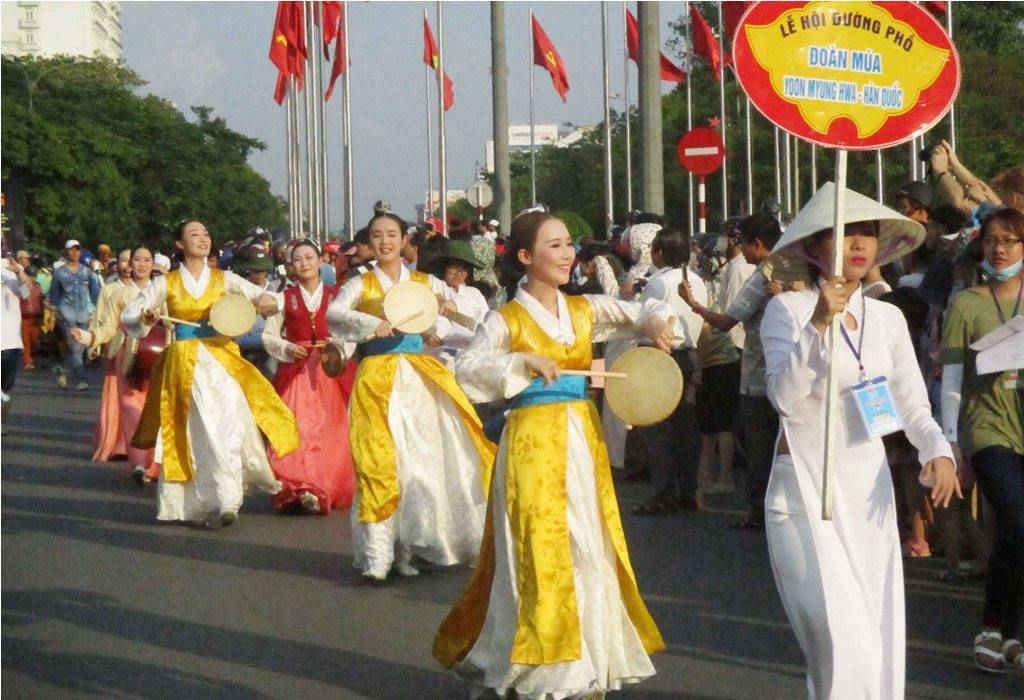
[698, 176, 707, 233]
[821, 148, 847, 521]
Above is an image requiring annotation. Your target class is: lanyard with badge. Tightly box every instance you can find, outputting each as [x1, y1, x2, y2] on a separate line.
[988, 277, 1023, 390]
[842, 295, 903, 438]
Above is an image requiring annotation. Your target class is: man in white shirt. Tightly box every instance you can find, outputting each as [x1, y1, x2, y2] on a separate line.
[632, 229, 708, 514]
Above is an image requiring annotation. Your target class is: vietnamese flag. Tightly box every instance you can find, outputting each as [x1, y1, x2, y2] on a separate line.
[689, 3, 721, 81]
[269, 1, 307, 104]
[324, 2, 347, 101]
[423, 16, 454, 111]
[625, 9, 686, 83]
[532, 15, 569, 101]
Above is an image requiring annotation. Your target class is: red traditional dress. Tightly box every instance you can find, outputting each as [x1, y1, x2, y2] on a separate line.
[263, 282, 356, 513]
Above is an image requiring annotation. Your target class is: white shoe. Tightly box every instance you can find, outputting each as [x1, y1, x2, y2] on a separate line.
[0, 391, 9, 403]
[394, 561, 420, 577]
[363, 567, 388, 582]
[220, 511, 238, 526]
[56, 374, 68, 389]
[130, 465, 146, 486]
[299, 491, 320, 513]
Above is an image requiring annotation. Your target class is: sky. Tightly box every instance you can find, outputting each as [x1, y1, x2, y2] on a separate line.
[122, 1, 687, 231]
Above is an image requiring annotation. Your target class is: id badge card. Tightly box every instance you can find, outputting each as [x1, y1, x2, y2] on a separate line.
[850, 376, 903, 439]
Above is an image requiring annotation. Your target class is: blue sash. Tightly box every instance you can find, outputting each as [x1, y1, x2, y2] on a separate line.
[175, 321, 217, 340]
[511, 375, 589, 410]
[361, 334, 424, 357]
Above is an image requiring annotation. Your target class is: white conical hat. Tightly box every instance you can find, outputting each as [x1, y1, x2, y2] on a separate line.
[771, 182, 926, 272]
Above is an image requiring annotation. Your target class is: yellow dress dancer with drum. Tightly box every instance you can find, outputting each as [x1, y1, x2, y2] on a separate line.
[122, 220, 299, 526]
[326, 212, 495, 581]
[434, 212, 679, 699]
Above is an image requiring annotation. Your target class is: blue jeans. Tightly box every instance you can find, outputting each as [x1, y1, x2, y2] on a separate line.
[973, 445, 1024, 639]
[58, 308, 90, 384]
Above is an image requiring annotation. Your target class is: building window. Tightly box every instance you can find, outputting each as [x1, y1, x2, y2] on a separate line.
[24, 32, 35, 45]
[25, 8, 35, 21]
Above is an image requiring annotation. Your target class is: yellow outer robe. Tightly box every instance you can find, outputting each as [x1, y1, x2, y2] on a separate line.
[348, 269, 495, 523]
[434, 295, 665, 667]
[133, 269, 299, 481]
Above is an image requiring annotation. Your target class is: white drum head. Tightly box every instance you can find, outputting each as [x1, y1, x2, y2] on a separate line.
[209, 293, 257, 338]
[382, 281, 438, 334]
[604, 346, 683, 427]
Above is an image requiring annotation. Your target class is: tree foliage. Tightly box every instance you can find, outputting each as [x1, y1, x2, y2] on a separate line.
[508, 3, 1024, 235]
[2, 55, 285, 253]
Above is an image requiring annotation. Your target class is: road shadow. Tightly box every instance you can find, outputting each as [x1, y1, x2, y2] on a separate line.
[3, 588, 463, 698]
[2, 499, 353, 586]
[2, 636, 263, 699]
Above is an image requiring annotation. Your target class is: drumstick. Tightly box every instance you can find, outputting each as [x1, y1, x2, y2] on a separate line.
[389, 309, 425, 329]
[160, 315, 201, 328]
[559, 369, 628, 379]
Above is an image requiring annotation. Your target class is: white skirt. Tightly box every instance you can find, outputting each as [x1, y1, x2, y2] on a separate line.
[456, 409, 655, 699]
[351, 358, 487, 575]
[156, 344, 279, 522]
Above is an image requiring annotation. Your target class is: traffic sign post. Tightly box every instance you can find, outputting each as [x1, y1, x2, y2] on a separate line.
[465, 181, 494, 221]
[677, 128, 726, 234]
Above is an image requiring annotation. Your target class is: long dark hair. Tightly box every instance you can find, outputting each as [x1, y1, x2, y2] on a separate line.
[500, 211, 556, 298]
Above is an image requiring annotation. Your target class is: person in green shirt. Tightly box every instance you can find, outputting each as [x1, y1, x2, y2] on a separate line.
[941, 207, 1024, 674]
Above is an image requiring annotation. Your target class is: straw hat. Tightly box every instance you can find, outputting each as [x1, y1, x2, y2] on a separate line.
[771, 182, 926, 273]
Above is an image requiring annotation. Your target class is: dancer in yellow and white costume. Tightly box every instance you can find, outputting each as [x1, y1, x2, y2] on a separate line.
[435, 212, 678, 700]
[327, 212, 495, 581]
[123, 221, 299, 526]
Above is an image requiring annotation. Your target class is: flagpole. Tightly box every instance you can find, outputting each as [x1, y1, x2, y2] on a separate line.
[623, 1, 633, 215]
[341, 2, 354, 238]
[303, 2, 317, 237]
[529, 9, 536, 205]
[286, 79, 298, 237]
[313, 6, 328, 243]
[309, 0, 324, 239]
[717, 0, 728, 218]
[424, 10, 433, 220]
[601, 2, 613, 234]
[745, 97, 753, 215]
[291, 76, 305, 236]
[436, 1, 448, 233]
[685, 1, 694, 237]
[774, 127, 782, 210]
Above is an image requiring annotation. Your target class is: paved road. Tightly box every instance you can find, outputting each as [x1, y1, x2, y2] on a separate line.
[2, 368, 1020, 699]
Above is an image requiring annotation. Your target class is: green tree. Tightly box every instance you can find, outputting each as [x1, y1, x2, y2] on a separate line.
[2, 55, 285, 253]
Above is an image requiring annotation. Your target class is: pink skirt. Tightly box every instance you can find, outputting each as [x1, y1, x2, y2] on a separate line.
[92, 347, 156, 475]
[269, 351, 356, 513]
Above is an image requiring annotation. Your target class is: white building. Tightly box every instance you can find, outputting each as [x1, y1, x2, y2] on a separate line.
[484, 122, 593, 173]
[2, 1, 122, 61]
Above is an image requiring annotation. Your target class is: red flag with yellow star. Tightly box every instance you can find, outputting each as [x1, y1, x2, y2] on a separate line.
[531, 15, 569, 101]
[423, 16, 454, 111]
[625, 9, 685, 84]
[269, 1, 306, 103]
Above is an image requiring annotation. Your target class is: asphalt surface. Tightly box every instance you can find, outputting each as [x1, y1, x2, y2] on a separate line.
[2, 366, 1020, 699]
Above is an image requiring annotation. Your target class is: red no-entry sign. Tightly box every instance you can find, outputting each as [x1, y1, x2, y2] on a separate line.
[677, 128, 726, 176]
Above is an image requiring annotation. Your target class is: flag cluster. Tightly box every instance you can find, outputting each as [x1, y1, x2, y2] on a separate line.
[268, 1, 347, 104]
[625, 9, 685, 83]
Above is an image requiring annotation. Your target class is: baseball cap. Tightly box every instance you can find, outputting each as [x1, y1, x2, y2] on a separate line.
[896, 181, 933, 208]
[488, 219, 499, 227]
[373, 199, 392, 214]
[153, 253, 171, 270]
[65, 239, 81, 249]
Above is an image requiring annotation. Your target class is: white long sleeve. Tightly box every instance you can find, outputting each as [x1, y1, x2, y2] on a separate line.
[260, 310, 298, 363]
[940, 363, 964, 444]
[455, 312, 533, 403]
[584, 294, 682, 344]
[122, 276, 167, 338]
[325, 276, 381, 342]
[762, 295, 830, 420]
